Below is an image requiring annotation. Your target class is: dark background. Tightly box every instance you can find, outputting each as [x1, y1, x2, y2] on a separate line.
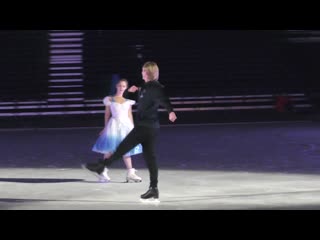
[1, 30, 320, 127]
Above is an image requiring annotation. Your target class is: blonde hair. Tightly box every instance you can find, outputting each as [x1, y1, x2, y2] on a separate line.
[142, 61, 159, 81]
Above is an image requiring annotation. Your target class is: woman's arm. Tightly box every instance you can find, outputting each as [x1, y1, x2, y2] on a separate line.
[128, 105, 134, 125]
[104, 105, 111, 126]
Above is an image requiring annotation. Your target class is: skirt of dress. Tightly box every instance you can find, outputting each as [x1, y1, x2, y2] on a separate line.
[92, 120, 143, 157]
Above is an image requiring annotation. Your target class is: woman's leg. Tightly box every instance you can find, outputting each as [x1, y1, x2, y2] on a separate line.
[123, 156, 142, 183]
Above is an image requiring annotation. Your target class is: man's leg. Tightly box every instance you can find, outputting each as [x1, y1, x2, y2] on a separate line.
[140, 128, 159, 200]
[104, 128, 142, 166]
[84, 128, 142, 174]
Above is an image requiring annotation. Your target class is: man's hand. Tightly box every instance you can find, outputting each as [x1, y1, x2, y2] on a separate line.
[128, 85, 139, 93]
[169, 112, 177, 122]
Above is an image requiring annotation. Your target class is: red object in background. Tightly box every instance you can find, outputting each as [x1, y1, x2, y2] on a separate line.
[275, 95, 290, 112]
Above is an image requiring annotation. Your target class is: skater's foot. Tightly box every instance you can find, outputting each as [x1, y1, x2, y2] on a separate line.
[126, 168, 142, 183]
[81, 161, 105, 178]
[140, 187, 160, 203]
[98, 168, 111, 182]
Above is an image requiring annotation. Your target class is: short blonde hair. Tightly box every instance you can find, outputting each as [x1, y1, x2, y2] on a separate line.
[143, 61, 159, 81]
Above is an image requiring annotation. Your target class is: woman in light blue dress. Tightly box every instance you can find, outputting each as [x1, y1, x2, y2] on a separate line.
[92, 79, 143, 183]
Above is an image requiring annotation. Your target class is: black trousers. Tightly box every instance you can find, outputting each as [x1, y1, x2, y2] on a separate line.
[104, 126, 159, 188]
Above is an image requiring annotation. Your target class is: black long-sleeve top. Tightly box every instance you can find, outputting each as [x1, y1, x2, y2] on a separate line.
[127, 80, 174, 128]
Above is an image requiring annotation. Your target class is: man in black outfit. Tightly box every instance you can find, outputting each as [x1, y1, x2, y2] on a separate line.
[84, 61, 177, 201]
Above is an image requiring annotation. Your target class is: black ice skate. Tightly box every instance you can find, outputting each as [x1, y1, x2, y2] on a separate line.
[140, 187, 160, 203]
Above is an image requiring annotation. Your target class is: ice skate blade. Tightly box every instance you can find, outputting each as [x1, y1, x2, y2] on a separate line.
[126, 178, 142, 183]
[140, 198, 160, 204]
[98, 178, 110, 183]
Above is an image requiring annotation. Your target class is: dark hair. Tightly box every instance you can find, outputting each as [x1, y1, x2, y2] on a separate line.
[117, 78, 128, 86]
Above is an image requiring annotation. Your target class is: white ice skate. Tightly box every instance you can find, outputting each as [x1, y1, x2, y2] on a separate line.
[126, 168, 142, 183]
[98, 168, 111, 182]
